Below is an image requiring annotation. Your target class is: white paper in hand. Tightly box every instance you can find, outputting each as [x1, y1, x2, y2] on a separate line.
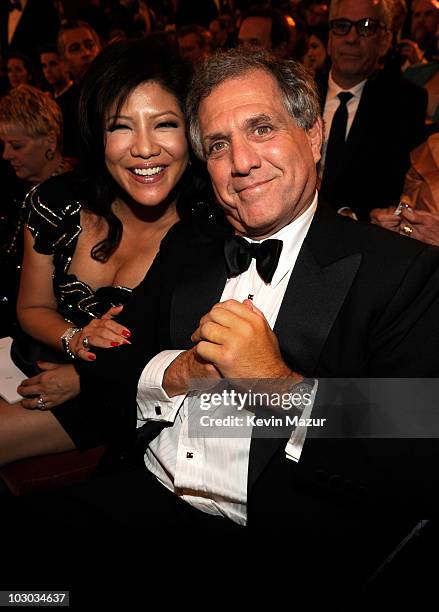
[0, 337, 26, 404]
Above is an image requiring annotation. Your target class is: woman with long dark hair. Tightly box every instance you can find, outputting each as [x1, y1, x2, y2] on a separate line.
[0, 37, 211, 465]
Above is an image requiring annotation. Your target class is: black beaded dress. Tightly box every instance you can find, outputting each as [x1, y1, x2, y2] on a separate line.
[13, 174, 134, 450]
[0, 158, 74, 338]
[25, 183, 133, 327]
[11, 167, 217, 450]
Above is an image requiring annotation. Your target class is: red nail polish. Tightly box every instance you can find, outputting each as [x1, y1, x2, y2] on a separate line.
[123, 340, 130, 345]
[111, 341, 119, 347]
[122, 330, 131, 338]
[88, 354, 96, 361]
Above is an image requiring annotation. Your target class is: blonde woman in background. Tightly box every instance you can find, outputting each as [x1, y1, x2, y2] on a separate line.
[0, 85, 73, 337]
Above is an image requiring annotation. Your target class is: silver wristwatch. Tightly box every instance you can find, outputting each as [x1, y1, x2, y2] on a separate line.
[61, 326, 82, 360]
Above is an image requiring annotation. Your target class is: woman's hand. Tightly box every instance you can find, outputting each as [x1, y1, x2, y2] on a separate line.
[17, 362, 81, 410]
[370, 206, 401, 232]
[399, 208, 439, 246]
[69, 305, 132, 361]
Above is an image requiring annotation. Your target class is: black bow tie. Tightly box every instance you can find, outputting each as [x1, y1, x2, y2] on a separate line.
[9, 0, 22, 11]
[224, 235, 283, 284]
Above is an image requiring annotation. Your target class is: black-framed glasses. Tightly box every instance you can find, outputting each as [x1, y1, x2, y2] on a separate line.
[330, 17, 387, 37]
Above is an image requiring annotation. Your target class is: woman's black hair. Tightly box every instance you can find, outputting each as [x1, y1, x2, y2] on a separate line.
[303, 23, 331, 75]
[77, 36, 192, 261]
[306, 23, 330, 50]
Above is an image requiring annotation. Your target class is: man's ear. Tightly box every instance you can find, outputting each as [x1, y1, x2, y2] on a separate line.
[307, 116, 323, 164]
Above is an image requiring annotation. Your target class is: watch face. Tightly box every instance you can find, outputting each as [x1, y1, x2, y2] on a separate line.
[290, 380, 314, 411]
[293, 382, 313, 396]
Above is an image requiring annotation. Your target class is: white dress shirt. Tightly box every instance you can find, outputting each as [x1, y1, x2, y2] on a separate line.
[136, 194, 318, 525]
[320, 71, 367, 173]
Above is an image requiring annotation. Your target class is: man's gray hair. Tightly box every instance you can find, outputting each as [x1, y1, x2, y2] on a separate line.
[57, 19, 101, 57]
[329, 0, 394, 30]
[186, 48, 321, 160]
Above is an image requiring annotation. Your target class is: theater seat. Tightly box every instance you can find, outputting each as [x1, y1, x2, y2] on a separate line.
[0, 446, 106, 496]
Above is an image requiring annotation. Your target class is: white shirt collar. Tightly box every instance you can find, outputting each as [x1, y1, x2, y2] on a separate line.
[327, 70, 367, 102]
[244, 191, 318, 288]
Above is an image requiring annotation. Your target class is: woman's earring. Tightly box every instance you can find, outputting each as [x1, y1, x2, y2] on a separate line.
[45, 149, 55, 161]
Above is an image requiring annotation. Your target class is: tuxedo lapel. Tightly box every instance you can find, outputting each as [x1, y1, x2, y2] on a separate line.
[248, 202, 362, 492]
[0, 5, 9, 56]
[275, 243, 362, 375]
[170, 229, 228, 348]
[10, 8, 26, 46]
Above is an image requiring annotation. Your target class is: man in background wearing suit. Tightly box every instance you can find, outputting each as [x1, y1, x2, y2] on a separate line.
[319, 0, 427, 219]
[55, 20, 102, 157]
[0, 0, 59, 68]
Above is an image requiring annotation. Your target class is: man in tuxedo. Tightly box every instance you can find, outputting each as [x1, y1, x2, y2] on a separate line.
[3, 46, 435, 596]
[71, 47, 439, 588]
[318, 0, 427, 220]
[0, 0, 59, 68]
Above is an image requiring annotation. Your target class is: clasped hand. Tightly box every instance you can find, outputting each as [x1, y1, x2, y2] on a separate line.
[163, 299, 294, 398]
[191, 299, 292, 379]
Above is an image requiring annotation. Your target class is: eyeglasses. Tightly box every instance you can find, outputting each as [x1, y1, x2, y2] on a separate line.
[330, 17, 387, 37]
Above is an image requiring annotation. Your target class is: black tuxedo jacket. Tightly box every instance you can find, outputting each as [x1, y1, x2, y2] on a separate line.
[0, 0, 59, 66]
[80, 202, 439, 579]
[318, 71, 428, 220]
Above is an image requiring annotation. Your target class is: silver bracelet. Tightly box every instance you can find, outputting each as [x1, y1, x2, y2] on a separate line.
[61, 326, 82, 360]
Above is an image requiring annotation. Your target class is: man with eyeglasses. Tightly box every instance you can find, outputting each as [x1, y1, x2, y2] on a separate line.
[318, 0, 427, 220]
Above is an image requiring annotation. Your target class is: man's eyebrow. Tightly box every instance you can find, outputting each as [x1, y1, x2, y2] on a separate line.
[243, 113, 273, 130]
[204, 114, 274, 143]
[203, 130, 229, 147]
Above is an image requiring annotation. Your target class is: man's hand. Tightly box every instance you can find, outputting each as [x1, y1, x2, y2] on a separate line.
[17, 362, 80, 410]
[400, 208, 439, 246]
[163, 348, 221, 397]
[191, 299, 297, 380]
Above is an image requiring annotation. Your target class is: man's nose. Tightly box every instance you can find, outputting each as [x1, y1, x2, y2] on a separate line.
[81, 46, 93, 59]
[230, 135, 261, 175]
[344, 25, 361, 43]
